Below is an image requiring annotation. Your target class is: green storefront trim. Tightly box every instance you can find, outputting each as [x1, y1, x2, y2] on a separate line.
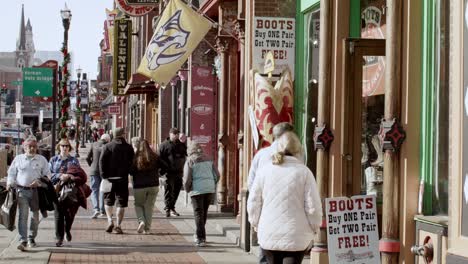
[421, 0, 435, 214]
[349, 0, 360, 38]
[295, 1, 319, 141]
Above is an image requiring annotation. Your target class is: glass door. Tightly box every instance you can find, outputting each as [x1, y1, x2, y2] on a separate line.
[343, 39, 385, 202]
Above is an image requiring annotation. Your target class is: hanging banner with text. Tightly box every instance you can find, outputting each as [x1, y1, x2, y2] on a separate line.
[326, 195, 380, 264]
[113, 19, 132, 96]
[190, 66, 217, 160]
[253, 17, 295, 80]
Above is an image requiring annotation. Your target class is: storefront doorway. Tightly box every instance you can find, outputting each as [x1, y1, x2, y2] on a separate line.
[343, 38, 385, 209]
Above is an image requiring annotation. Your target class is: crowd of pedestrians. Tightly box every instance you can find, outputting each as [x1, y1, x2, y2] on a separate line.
[4, 122, 322, 264]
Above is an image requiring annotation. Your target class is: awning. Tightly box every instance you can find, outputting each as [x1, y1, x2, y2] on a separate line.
[123, 73, 159, 95]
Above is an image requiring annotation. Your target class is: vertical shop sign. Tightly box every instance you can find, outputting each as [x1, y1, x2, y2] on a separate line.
[113, 19, 132, 96]
[253, 17, 295, 80]
[190, 66, 217, 159]
[326, 195, 380, 264]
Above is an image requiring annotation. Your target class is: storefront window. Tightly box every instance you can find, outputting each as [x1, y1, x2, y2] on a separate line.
[303, 9, 320, 174]
[432, 0, 449, 215]
[361, 0, 386, 39]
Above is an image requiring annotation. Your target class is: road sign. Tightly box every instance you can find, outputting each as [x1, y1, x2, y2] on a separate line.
[22, 68, 53, 97]
[11, 80, 22, 86]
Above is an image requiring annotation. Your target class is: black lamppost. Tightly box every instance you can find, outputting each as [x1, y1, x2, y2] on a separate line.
[59, 4, 71, 139]
[75, 67, 82, 157]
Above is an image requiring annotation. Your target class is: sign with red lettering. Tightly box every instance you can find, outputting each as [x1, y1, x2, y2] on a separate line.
[190, 66, 217, 159]
[253, 17, 295, 80]
[326, 195, 380, 264]
[108, 104, 121, 115]
[115, 0, 154, 17]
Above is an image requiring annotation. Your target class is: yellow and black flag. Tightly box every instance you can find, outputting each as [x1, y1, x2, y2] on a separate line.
[137, 0, 212, 86]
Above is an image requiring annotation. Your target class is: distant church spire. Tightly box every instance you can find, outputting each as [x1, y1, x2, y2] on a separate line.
[17, 4, 26, 51]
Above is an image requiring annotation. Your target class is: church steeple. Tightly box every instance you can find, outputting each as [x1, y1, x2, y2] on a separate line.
[17, 4, 26, 51]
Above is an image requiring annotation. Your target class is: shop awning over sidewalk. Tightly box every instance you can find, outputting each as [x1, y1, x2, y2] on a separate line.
[123, 73, 159, 95]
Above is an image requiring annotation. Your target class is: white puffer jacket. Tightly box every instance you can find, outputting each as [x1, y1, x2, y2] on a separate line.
[247, 156, 322, 251]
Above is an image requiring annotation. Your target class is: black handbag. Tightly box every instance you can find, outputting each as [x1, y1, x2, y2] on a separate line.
[0, 189, 18, 231]
[58, 182, 78, 205]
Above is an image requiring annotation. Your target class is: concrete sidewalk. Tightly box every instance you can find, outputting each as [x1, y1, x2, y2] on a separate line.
[0, 141, 259, 263]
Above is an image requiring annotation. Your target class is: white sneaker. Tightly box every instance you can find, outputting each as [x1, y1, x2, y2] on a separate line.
[91, 211, 100, 219]
[137, 222, 145, 234]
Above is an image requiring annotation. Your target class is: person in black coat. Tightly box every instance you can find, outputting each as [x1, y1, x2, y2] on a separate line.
[99, 127, 134, 234]
[157, 127, 187, 217]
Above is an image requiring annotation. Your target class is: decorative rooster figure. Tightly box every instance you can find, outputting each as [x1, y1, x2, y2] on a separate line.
[253, 68, 294, 147]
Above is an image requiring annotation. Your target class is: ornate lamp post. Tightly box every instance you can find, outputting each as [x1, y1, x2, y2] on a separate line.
[75, 67, 82, 157]
[59, 4, 71, 139]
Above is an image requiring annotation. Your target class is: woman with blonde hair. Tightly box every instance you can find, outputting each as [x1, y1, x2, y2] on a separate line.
[129, 139, 163, 234]
[183, 141, 219, 247]
[247, 131, 322, 264]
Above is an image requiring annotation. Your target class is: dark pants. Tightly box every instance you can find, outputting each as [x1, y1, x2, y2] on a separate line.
[164, 176, 182, 211]
[53, 202, 79, 241]
[262, 249, 305, 264]
[191, 193, 213, 241]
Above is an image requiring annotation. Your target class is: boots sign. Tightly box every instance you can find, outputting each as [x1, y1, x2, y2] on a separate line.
[253, 17, 295, 80]
[325, 195, 380, 264]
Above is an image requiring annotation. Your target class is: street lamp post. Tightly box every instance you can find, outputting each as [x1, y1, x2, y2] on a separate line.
[59, 4, 72, 139]
[75, 67, 82, 157]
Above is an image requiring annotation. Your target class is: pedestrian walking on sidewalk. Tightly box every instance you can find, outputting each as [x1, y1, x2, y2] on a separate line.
[183, 141, 219, 247]
[158, 127, 187, 217]
[247, 132, 322, 264]
[130, 139, 163, 234]
[99, 127, 134, 234]
[86, 133, 111, 218]
[49, 138, 81, 247]
[247, 122, 296, 263]
[7, 137, 50, 251]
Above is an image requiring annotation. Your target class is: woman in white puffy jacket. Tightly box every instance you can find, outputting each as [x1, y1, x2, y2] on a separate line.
[247, 131, 322, 264]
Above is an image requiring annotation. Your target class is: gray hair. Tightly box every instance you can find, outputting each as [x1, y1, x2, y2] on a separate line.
[272, 131, 302, 165]
[101, 133, 111, 142]
[272, 122, 294, 140]
[131, 137, 141, 147]
[187, 141, 203, 156]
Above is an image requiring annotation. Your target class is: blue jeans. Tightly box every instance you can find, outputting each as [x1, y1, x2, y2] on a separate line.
[17, 189, 40, 242]
[90, 175, 104, 213]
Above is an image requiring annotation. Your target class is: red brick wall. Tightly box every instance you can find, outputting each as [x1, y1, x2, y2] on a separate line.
[255, 0, 295, 17]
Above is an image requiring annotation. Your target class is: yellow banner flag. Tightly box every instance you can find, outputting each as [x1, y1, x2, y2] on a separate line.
[105, 9, 119, 53]
[137, 0, 212, 86]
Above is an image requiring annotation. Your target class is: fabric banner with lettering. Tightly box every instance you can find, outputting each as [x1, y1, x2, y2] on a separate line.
[137, 0, 212, 86]
[104, 9, 119, 53]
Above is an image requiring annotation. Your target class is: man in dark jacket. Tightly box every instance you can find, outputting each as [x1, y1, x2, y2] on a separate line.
[86, 133, 111, 219]
[158, 127, 187, 217]
[99, 128, 134, 234]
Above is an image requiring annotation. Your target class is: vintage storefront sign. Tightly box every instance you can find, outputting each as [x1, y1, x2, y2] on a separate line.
[115, 0, 155, 17]
[113, 19, 132, 96]
[190, 66, 217, 159]
[107, 104, 121, 115]
[253, 17, 295, 80]
[326, 195, 380, 264]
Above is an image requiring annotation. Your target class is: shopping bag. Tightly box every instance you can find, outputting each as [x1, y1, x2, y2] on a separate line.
[0, 189, 17, 231]
[100, 179, 112, 193]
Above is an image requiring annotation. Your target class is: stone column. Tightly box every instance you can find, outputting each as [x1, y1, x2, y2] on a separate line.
[215, 37, 229, 209]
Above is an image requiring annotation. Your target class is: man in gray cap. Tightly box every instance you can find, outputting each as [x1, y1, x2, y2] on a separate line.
[158, 127, 187, 217]
[99, 127, 134, 234]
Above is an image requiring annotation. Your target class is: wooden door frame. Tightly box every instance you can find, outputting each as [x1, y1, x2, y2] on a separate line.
[342, 38, 386, 196]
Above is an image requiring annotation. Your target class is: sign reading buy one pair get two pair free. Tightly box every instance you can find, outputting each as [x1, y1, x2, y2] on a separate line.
[22, 67, 53, 97]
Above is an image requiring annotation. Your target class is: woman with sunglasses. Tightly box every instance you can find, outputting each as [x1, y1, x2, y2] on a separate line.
[49, 138, 81, 247]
